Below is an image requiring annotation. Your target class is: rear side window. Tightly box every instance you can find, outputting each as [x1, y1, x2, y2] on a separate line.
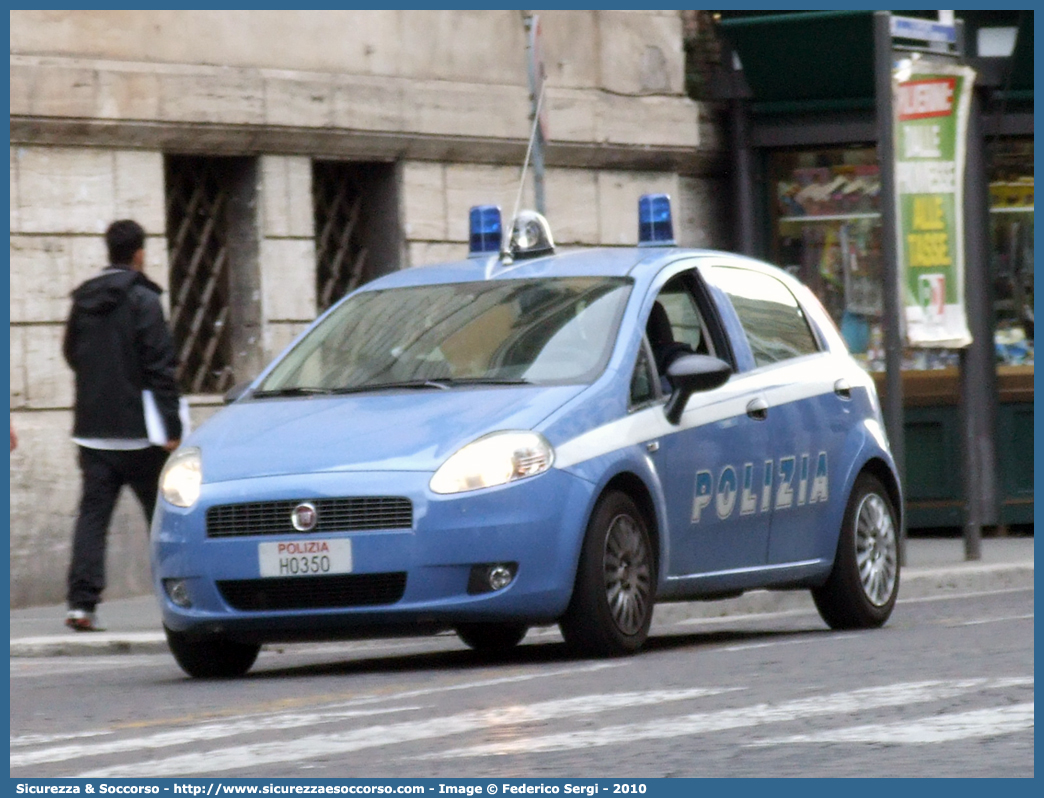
[710, 266, 819, 368]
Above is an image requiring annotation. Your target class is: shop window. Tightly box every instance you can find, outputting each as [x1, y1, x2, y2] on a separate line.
[165, 156, 261, 394]
[771, 143, 1034, 373]
[989, 138, 1033, 367]
[770, 147, 962, 371]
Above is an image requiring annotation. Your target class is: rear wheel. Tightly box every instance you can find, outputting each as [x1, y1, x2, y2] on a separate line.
[455, 622, 528, 654]
[812, 473, 900, 629]
[560, 491, 655, 656]
[164, 626, 260, 678]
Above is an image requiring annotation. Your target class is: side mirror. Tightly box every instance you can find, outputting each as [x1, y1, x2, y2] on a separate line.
[663, 354, 732, 425]
[223, 381, 253, 405]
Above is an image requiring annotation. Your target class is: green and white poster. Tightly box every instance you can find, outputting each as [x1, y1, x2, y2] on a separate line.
[893, 60, 976, 348]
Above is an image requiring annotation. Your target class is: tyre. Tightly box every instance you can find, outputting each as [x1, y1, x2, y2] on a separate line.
[812, 473, 900, 629]
[164, 626, 260, 678]
[560, 491, 655, 656]
[456, 622, 528, 653]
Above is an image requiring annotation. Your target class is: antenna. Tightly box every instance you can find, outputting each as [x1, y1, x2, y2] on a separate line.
[503, 81, 547, 262]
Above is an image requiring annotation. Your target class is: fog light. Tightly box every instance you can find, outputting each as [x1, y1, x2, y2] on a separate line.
[163, 578, 192, 609]
[488, 565, 514, 591]
[467, 563, 518, 595]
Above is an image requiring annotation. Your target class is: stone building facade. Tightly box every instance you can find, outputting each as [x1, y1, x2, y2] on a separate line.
[9, 10, 727, 607]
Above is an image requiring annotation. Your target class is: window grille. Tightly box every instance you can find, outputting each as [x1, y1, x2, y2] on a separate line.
[313, 162, 370, 311]
[164, 156, 236, 394]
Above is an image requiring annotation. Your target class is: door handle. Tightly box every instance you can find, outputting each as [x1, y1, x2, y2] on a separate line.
[746, 397, 768, 421]
[834, 378, 852, 400]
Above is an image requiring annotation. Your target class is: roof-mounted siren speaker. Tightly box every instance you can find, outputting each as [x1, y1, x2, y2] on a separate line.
[507, 210, 555, 260]
[469, 205, 503, 257]
[638, 193, 675, 247]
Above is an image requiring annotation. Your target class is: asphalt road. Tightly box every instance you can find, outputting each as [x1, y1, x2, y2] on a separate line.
[10, 585, 1033, 779]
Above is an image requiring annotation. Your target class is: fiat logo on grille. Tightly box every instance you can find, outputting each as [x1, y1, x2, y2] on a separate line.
[290, 502, 318, 532]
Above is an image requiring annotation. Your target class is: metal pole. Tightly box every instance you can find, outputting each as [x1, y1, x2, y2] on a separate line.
[524, 14, 546, 216]
[731, 98, 755, 256]
[532, 129, 546, 216]
[959, 77, 992, 560]
[874, 12, 907, 566]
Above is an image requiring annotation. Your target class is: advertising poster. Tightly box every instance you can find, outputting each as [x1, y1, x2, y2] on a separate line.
[893, 59, 976, 347]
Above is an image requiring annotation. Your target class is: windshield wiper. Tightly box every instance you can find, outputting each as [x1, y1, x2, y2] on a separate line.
[330, 378, 533, 392]
[251, 386, 335, 399]
[254, 378, 530, 398]
[436, 377, 533, 386]
[327, 380, 453, 394]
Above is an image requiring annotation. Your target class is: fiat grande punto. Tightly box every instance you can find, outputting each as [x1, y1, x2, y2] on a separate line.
[153, 195, 901, 678]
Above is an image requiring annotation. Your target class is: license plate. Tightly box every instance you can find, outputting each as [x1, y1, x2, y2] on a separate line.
[258, 539, 352, 578]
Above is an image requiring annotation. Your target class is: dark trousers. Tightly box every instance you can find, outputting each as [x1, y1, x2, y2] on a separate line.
[67, 445, 170, 612]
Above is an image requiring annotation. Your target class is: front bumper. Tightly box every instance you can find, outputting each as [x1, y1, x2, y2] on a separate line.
[151, 467, 594, 643]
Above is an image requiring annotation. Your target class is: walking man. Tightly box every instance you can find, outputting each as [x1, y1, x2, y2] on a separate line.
[63, 219, 182, 631]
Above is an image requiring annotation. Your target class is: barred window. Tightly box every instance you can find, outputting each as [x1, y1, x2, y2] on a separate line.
[313, 161, 400, 310]
[165, 156, 260, 393]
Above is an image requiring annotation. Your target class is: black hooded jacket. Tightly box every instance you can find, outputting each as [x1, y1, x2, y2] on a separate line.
[63, 266, 183, 442]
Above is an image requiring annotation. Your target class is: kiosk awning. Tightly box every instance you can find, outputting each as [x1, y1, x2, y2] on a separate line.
[717, 11, 876, 112]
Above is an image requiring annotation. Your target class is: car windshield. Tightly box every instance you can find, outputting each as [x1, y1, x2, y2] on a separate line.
[256, 277, 633, 394]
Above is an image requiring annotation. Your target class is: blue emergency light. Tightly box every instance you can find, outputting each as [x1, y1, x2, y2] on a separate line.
[468, 205, 503, 257]
[638, 193, 675, 247]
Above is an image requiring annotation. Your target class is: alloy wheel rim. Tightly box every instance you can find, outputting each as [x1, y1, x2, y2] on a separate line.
[854, 493, 898, 607]
[603, 513, 652, 635]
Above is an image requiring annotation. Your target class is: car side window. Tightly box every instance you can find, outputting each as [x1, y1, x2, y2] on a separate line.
[645, 273, 715, 379]
[657, 286, 705, 354]
[710, 266, 820, 368]
[629, 343, 658, 408]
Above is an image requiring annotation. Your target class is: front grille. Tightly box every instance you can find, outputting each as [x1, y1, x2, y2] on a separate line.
[217, 573, 407, 611]
[206, 497, 412, 538]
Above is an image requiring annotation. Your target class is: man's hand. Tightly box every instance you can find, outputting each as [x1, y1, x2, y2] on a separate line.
[164, 438, 181, 452]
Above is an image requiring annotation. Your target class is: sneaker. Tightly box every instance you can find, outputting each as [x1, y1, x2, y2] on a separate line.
[65, 609, 105, 632]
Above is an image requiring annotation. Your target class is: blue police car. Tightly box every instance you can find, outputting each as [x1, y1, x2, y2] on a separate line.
[153, 195, 901, 678]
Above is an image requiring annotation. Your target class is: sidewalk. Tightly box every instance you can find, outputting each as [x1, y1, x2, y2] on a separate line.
[9, 536, 1034, 658]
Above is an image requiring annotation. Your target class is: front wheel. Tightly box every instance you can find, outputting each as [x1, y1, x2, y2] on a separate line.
[560, 491, 656, 656]
[812, 473, 900, 629]
[164, 626, 260, 678]
[455, 623, 528, 654]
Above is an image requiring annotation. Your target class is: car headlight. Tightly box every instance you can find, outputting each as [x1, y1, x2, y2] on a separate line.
[160, 447, 202, 508]
[430, 431, 554, 495]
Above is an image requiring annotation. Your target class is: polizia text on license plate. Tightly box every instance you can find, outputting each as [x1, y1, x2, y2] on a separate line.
[258, 539, 353, 577]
